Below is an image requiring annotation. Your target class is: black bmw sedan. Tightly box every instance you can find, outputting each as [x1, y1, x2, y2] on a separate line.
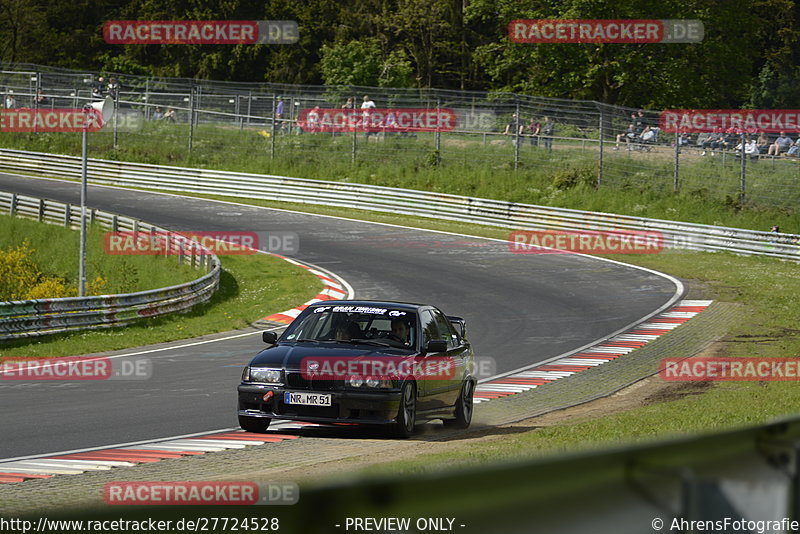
[237, 300, 475, 437]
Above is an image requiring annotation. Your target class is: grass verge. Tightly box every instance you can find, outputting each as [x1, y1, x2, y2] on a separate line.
[0, 215, 322, 357]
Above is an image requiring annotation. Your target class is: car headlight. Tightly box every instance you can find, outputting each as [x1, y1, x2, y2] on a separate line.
[348, 375, 364, 388]
[348, 375, 394, 389]
[246, 367, 283, 385]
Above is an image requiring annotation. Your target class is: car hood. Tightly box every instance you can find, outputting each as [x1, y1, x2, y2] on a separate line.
[248, 343, 416, 369]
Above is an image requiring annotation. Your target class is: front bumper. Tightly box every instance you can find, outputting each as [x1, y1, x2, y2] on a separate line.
[237, 384, 402, 425]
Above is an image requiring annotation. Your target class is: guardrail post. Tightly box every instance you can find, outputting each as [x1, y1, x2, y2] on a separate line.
[674, 135, 680, 191]
[10, 193, 17, 216]
[38, 198, 45, 221]
[598, 110, 604, 187]
[740, 133, 747, 205]
[64, 204, 71, 227]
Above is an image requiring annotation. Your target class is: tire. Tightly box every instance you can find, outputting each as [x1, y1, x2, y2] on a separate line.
[443, 379, 474, 429]
[391, 381, 417, 438]
[239, 414, 271, 433]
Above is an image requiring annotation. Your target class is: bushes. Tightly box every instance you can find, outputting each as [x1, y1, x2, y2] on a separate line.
[0, 242, 108, 300]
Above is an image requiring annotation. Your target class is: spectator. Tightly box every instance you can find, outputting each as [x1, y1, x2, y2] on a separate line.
[341, 97, 353, 109]
[768, 131, 792, 156]
[106, 78, 120, 101]
[5, 93, 15, 109]
[701, 130, 728, 155]
[756, 133, 770, 154]
[306, 105, 320, 132]
[528, 117, 541, 146]
[35, 90, 48, 107]
[787, 136, 800, 157]
[634, 110, 647, 135]
[541, 116, 554, 151]
[152, 106, 164, 120]
[162, 108, 176, 122]
[91, 77, 105, 100]
[771, 225, 781, 233]
[361, 95, 376, 139]
[734, 137, 760, 159]
[275, 97, 285, 131]
[614, 123, 636, 150]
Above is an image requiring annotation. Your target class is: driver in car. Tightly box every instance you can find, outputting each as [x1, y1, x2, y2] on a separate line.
[388, 318, 411, 345]
[334, 321, 361, 341]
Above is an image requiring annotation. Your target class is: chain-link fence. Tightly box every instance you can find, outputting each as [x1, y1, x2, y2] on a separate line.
[1, 62, 798, 209]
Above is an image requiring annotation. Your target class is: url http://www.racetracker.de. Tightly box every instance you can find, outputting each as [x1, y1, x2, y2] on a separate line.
[0, 516, 281, 533]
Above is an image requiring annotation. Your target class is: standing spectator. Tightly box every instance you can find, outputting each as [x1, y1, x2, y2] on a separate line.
[634, 110, 647, 135]
[35, 90, 48, 107]
[106, 78, 120, 101]
[528, 117, 541, 147]
[341, 97, 353, 109]
[306, 106, 320, 133]
[91, 77, 105, 100]
[152, 106, 164, 120]
[541, 116, 554, 151]
[768, 132, 792, 156]
[361, 95, 376, 139]
[275, 97, 285, 131]
[503, 113, 523, 147]
[5, 93, 15, 109]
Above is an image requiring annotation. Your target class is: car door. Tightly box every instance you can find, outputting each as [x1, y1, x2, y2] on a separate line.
[415, 308, 442, 411]
[432, 308, 470, 406]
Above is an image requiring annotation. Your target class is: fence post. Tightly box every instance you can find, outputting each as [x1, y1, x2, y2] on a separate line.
[247, 91, 252, 127]
[113, 95, 119, 149]
[674, 133, 680, 191]
[435, 97, 442, 165]
[145, 79, 150, 121]
[598, 110, 604, 187]
[188, 85, 195, 155]
[33, 71, 41, 134]
[740, 133, 746, 204]
[351, 94, 357, 164]
[270, 94, 276, 161]
[514, 98, 520, 170]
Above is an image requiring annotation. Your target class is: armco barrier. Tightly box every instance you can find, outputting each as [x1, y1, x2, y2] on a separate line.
[0, 147, 798, 261]
[0, 191, 220, 340]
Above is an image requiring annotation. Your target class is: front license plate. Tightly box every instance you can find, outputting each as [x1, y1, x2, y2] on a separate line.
[284, 391, 332, 406]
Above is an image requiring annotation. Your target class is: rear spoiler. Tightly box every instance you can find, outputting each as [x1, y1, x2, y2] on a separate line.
[447, 315, 467, 339]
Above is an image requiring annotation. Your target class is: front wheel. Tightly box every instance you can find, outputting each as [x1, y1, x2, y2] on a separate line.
[239, 414, 271, 433]
[391, 381, 417, 438]
[443, 379, 474, 429]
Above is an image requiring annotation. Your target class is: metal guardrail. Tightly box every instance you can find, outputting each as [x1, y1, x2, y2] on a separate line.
[0, 190, 221, 341]
[0, 147, 798, 262]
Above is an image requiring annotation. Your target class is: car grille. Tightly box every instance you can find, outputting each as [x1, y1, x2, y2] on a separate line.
[286, 372, 338, 391]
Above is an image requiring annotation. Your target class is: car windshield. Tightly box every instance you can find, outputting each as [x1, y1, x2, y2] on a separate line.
[283, 305, 417, 348]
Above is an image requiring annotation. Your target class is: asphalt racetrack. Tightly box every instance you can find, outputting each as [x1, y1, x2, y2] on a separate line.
[0, 173, 682, 459]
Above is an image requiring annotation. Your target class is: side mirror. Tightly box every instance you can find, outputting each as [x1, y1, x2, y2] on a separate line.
[262, 331, 278, 344]
[425, 340, 447, 353]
